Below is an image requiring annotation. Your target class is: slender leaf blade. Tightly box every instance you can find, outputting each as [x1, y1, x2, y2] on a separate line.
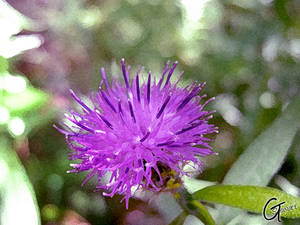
[194, 185, 300, 218]
[0, 138, 41, 225]
[223, 94, 300, 186]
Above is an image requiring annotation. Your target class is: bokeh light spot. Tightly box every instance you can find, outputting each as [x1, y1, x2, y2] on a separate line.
[41, 204, 60, 222]
[8, 117, 25, 136]
[259, 92, 276, 108]
[0, 106, 10, 124]
[0, 158, 8, 185]
[3, 74, 27, 93]
[47, 173, 64, 191]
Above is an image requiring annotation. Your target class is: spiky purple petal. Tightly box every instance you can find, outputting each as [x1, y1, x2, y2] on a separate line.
[56, 59, 217, 209]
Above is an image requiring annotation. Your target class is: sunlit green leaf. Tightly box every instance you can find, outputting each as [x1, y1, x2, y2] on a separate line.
[0, 138, 41, 225]
[0, 56, 8, 73]
[194, 185, 300, 218]
[182, 176, 217, 194]
[3, 87, 49, 113]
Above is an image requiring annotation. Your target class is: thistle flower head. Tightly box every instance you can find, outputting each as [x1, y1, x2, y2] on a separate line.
[55, 59, 218, 208]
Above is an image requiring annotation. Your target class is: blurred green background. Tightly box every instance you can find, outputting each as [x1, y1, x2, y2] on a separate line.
[0, 0, 299, 224]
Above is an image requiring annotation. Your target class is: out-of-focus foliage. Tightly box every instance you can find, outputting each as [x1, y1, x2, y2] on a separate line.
[0, 138, 40, 225]
[217, 93, 300, 223]
[1, 0, 300, 224]
[0, 2, 51, 225]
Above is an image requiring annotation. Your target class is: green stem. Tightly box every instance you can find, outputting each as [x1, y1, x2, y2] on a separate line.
[189, 200, 215, 225]
[178, 189, 216, 225]
[169, 211, 188, 225]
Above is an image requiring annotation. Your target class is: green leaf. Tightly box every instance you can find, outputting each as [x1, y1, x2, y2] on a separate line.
[218, 94, 300, 223]
[3, 87, 49, 113]
[187, 200, 216, 225]
[0, 138, 41, 225]
[194, 185, 300, 218]
[182, 176, 217, 194]
[23, 107, 57, 137]
[0, 56, 8, 73]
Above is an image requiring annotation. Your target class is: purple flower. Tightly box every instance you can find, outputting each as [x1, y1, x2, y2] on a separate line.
[55, 59, 218, 208]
